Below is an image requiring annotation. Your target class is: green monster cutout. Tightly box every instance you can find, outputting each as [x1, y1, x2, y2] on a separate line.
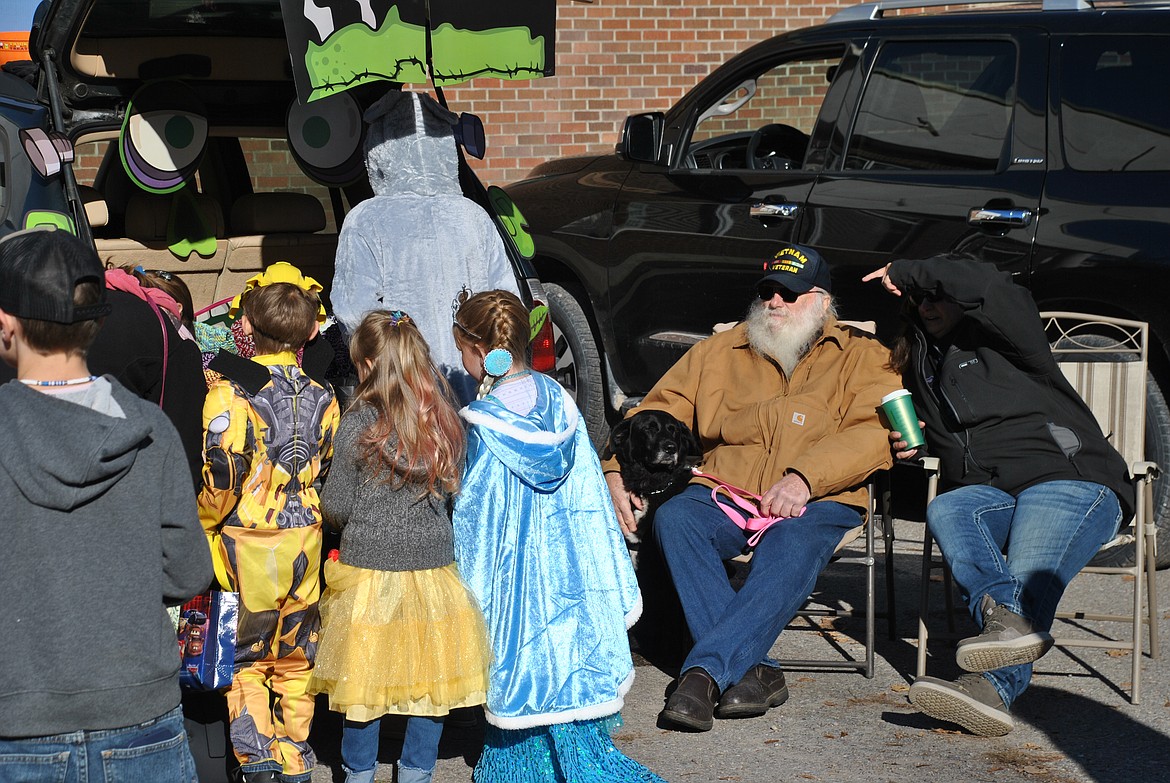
[529, 304, 550, 343]
[24, 211, 76, 234]
[488, 186, 535, 260]
[305, 7, 427, 101]
[429, 22, 546, 86]
[167, 189, 218, 258]
[302, 7, 545, 102]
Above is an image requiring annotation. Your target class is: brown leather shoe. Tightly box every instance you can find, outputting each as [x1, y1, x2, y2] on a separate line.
[715, 664, 789, 719]
[659, 668, 719, 731]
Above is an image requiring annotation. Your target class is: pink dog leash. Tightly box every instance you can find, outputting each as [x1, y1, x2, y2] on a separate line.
[692, 467, 805, 547]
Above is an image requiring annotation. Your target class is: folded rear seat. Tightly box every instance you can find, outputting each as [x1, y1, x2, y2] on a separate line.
[93, 191, 228, 311]
[221, 192, 339, 307]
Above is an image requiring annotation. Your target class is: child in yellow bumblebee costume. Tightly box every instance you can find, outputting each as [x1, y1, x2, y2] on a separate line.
[198, 264, 340, 783]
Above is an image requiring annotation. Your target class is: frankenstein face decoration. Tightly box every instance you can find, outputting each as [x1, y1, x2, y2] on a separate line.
[281, 0, 556, 103]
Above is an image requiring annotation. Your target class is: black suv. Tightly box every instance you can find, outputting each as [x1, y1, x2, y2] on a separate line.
[505, 0, 1170, 566]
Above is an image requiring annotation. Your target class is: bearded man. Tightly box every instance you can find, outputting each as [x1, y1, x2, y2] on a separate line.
[604, 244, 901, 732]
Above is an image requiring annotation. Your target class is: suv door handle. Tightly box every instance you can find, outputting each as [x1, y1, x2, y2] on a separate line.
[751, 202, 800, 220]
[967, 207, 1033, 229]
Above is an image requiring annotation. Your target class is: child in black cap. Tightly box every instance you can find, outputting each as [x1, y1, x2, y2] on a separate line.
[0, 228, 211, 778]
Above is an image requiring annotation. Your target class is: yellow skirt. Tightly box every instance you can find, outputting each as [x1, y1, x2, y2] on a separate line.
[309, 559, 491, 722]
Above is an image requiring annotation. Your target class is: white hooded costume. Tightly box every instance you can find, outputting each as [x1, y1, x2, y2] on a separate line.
[331, 91, 520, 404]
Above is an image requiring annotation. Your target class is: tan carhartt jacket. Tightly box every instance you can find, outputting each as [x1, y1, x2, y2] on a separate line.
[603, 318, 901, 510]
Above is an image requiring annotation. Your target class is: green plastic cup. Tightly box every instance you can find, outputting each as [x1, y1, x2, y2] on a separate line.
[881, 389, 925, 450]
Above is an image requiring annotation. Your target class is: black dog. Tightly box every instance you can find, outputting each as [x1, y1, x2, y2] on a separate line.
[604, 409, 702, 553]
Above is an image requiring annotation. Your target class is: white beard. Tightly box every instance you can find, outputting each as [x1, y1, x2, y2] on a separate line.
[745, 296, 830, 375]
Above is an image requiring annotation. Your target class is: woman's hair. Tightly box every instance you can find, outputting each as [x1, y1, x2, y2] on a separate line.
[127, 266, 196, 331]
[888, 312, 915, 375]
[349, 310, 465, 498]
[241, 282, 320, 354]
[452, 289, 531, 399]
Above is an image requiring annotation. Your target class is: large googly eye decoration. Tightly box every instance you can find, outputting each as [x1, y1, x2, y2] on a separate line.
[120, 80, 208, 194]
[286, 92, 364, 187]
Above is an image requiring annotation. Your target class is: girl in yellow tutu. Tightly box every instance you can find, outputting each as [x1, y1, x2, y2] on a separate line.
[310, 309, 491, 783]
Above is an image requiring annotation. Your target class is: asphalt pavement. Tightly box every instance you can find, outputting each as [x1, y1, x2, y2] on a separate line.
[306, 518, 1170, 783]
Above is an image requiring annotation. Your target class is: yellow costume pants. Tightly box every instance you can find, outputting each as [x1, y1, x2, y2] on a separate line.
[219, 525, 322, 777]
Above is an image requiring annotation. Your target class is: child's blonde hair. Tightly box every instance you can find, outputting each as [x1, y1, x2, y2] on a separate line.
[452, 289, 530, 400]
[241, 282, 320, 354]
[350, 310, 465, 498]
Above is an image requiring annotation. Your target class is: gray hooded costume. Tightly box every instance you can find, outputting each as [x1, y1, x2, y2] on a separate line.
[331, 91, 519, 403]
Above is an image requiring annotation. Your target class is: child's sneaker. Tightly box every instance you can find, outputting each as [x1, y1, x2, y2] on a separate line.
[909, 673, 1014, 737]
[956, 596, 1053, 673]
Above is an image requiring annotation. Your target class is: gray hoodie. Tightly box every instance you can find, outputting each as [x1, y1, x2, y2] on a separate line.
[0, 378, 211, 738]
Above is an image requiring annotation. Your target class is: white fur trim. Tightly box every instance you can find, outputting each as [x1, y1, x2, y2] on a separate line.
[482, 670, 636, 730]
[459, 389, 579, 445]
[625, 591, 644, 630]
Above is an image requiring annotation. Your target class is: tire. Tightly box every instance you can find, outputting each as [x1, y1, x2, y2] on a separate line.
[544, 282, 610, 451]
[1089, 373, 1170, 569]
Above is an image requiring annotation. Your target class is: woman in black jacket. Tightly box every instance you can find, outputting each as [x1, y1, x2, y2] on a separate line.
[865, 253, 1132, 737]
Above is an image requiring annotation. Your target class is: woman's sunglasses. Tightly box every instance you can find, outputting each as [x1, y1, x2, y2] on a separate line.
[908, 291, 948, 307]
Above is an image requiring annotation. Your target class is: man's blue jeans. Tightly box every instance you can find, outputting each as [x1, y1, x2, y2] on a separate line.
[341, 716, 444, 778]
[927, 480, 1122, 708]
[654, 483, 863, 691]
[0, 707, 195, 783]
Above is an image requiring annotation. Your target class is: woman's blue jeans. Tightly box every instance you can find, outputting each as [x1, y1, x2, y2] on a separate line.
[927, 480, 1122, 707]
[654, 483, 863, 691]
[0, 706, 195, 783]
[341, 716, 444, 776]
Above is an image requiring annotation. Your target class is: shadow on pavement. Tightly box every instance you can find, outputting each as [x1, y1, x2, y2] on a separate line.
[1014, 685, 1170, 783]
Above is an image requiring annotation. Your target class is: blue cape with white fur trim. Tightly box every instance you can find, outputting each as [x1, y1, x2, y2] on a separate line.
[453, 373, 642, 729]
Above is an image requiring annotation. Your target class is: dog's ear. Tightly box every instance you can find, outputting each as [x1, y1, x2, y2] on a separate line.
[602, 418, 632, 460]
[683, 423, 703, 460]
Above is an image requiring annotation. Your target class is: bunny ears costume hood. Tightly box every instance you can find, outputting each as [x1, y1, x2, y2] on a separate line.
[331, 90, 520, 403]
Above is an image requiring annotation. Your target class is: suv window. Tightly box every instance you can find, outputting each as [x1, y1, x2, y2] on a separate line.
[683, 49, 845, 171]
[846, 40, 1016, 171]
[1059, 36, 1170, 172]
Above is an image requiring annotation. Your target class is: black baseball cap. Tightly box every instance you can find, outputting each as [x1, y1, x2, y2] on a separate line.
[758, 244, 833, 294]
[0, 228, 110, 323]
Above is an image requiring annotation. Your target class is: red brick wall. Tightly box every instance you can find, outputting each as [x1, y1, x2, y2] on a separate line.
[446, 0, 852, 186]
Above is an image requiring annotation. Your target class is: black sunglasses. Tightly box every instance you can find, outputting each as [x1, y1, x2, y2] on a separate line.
[757, 284, 804, 304]
[908, 290, 948, 307]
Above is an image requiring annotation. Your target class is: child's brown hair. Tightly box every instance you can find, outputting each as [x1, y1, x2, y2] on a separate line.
[241, 282, 320, 354]
[349, 310, 465, 498]
[19, 280, 104, 355]
[452, 289, 530, 397]
[124, 266, 195, 331]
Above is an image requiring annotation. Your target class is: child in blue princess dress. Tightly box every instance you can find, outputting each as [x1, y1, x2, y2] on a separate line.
[451, 289, 665, 783]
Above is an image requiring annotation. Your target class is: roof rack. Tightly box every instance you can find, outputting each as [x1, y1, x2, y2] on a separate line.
[827, 0, 1091, 24]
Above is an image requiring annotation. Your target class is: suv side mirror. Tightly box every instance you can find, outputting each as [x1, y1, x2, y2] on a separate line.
[619, 112, 664, 163]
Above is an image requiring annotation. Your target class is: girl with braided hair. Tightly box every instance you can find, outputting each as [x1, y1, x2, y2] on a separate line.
[310, 309, 491, 783]
[451, 289, 664, 782]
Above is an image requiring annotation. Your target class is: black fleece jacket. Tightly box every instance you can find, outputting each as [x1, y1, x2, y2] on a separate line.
[888, 257, 1134, 520]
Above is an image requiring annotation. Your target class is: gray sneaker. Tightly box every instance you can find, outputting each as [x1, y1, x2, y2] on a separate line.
[909, 674, 1014, 737]
[956, 596, 1053, 673]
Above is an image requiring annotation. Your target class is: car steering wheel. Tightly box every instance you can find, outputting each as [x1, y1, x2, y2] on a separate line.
[746, 124, 811, 170]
